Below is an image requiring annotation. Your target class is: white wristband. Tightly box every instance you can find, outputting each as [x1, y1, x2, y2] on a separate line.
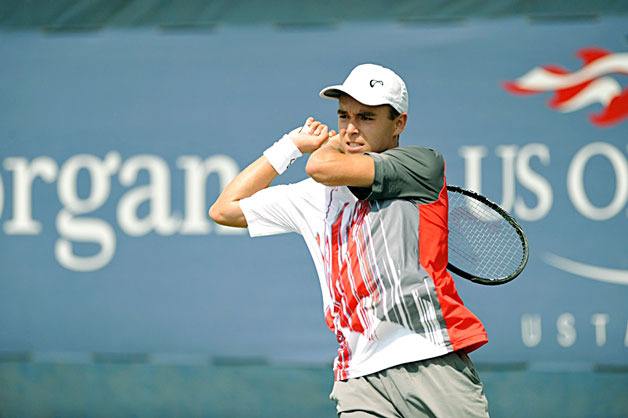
[263, 134, 303, 175]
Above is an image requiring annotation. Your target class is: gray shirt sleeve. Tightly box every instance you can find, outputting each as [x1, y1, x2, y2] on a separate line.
[349, 146, 445, 204]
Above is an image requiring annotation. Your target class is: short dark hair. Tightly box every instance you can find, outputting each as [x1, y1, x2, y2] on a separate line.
[388, 106, 401, 120]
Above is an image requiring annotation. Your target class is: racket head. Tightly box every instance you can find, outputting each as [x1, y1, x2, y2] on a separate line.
[446, 185, 529, 285]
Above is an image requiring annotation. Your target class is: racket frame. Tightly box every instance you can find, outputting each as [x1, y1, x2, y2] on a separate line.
[446, 185, 529, 285]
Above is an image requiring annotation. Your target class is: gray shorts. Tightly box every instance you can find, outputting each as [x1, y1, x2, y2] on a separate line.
[329, 351, 490, 418]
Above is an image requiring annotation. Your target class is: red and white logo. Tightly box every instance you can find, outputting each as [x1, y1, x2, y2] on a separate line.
[504, 47, 628, 127]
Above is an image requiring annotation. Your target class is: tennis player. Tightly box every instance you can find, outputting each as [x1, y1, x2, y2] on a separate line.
[210, 64, 489, 417]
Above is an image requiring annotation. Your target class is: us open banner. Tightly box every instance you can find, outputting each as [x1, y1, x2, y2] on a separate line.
[1, 18, 626, 366]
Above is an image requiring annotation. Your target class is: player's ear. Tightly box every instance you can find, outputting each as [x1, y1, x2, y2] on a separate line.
[393, 113, 407, 136]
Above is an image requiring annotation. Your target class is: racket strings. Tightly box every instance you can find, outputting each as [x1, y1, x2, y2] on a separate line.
[448, 192, 525, 281]
[450, 214, 521, 275]
[450, 221, 521, 277]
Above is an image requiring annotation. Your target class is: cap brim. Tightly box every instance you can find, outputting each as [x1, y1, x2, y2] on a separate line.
[319, 85, 393, 108]
[319, 85, 345, 99]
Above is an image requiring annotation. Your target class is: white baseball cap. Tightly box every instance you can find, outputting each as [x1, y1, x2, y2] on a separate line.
[319, 63, 408, 114]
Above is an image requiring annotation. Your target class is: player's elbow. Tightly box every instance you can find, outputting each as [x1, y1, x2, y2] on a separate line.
[305, 158, 322, 180]
[209, 202, 230, 226]
[208, 203, 224, 224]
[209, 201, 247, 228]
[306, 156, 335, 185]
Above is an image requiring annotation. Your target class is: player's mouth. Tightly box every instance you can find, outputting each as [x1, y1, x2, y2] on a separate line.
[345, 141, 366, 153]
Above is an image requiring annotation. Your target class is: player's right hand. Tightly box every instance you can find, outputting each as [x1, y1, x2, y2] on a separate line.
[289, 117, 333, 154]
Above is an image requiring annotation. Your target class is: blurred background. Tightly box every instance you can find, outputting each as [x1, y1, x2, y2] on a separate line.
[1, 1, 627, 417]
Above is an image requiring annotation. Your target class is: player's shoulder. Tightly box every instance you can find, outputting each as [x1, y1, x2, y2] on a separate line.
[381, 145, 442, 159]
[292, 177, 325, 191]
[284, 177, 327, 201]
[376, 146, 444, 170]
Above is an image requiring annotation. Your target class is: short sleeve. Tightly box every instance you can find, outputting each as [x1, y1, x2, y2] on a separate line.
[239, 178, 324, 237]
[349, 146, 445, 203]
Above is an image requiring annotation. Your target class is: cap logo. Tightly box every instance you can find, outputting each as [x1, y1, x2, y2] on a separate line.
[369, 79, 383, 88]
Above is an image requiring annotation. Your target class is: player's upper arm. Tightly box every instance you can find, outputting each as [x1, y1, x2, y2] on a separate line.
[305, 148, 374, 188]
[349, 146, 445, 203]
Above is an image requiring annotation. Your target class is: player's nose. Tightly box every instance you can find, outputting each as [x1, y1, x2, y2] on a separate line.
[346, 121, 359, 135]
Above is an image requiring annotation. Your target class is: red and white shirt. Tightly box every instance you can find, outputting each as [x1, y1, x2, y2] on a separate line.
[240, 146, 487, 380]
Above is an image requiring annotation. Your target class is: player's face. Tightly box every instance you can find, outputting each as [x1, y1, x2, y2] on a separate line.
[337, 95, 406, 154]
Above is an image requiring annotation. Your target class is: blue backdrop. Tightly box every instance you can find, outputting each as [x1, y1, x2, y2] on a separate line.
[1, 17, 626, 369]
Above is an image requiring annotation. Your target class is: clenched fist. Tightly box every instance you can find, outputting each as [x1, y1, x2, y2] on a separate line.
[289, 117, 337, 154]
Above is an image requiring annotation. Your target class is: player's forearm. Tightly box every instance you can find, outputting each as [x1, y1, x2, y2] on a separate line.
[209, 156, 277, 228]
[306, 145, 375, 187]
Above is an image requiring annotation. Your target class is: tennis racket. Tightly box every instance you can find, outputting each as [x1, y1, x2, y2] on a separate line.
[447, 185, 529, 285]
